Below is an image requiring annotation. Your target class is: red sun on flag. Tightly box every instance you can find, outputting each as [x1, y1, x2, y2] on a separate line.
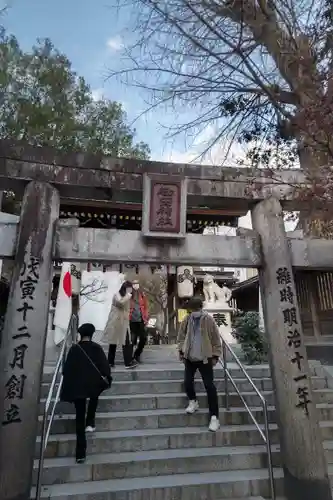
[63, 271, 72, 298]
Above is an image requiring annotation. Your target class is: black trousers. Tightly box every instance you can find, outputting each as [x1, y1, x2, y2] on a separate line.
[108, 329, 133, 366]
[130, 321, 147, 359]
[74, 397, 98, 459]
[184, 358, 219, 417]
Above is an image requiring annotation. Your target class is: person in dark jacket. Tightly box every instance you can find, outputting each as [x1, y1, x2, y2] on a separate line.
[61, 323, 111, 463]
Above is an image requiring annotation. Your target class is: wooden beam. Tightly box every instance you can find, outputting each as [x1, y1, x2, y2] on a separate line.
[53, 228, 262, 268]
[289, 238, 333, 270]
[60, 199, 246, 217]
[52, 229, 333, 270]
[0, 162, 308, 210]
[0, 138, 301, 180]
[0, 223, 333, 270]
[0, 139, 310, 210]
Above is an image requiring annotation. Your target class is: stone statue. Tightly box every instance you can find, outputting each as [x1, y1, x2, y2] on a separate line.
[203, 275, 232, 308]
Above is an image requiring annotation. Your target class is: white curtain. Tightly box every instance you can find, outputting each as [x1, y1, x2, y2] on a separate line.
[79, 271, 124, 343]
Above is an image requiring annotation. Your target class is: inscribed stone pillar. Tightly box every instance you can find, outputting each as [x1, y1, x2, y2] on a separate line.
[0, 181, 60, 500]
[251, 197, 332, 500]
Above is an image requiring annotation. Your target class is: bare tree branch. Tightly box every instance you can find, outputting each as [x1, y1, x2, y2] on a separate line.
[79, 279, 108, 306]
[108, 0, 332, 168]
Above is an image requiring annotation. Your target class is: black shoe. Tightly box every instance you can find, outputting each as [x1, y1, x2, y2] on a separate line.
[134, 356, 141, 364]
[125, 360, 138, 369]
[76, 457, 86, 464]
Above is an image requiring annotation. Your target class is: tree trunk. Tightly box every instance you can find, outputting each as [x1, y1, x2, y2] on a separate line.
[297, 143, 333, 238]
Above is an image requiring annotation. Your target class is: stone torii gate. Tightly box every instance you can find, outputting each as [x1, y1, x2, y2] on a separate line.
[0, 140, 332, 500]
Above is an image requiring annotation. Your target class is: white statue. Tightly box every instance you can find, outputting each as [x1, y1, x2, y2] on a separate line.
[203, 274, 232, 307]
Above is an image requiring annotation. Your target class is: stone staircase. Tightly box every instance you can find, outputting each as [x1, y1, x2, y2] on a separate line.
[31, 347, 333, 499]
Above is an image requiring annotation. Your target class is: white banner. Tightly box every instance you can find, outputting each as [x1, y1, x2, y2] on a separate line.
[53, 262, 72, 345]
[79, 271, 124, 340]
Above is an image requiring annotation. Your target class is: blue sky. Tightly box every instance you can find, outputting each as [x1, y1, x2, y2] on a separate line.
[0, 2, 297, 230]
[1, 0, 198, 161]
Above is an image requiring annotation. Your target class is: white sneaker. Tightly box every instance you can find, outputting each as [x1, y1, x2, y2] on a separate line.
[185, 400, 199, 414]
[208, 416, 220, 432]
[85, 426, 96, 432]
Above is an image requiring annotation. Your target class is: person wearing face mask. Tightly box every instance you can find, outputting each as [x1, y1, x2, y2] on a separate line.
[103, 280, 138, 369]
[177, 295, 222, 432]
[129, 279, 149, 363]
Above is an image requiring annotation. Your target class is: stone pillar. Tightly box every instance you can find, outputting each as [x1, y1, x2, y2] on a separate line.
[204, 307, 234, 344]
[252, 197, 332, 500]
[0, 181, 60, 500]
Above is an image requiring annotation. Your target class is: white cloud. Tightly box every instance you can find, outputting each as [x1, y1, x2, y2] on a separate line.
[192, 124, 215, 148]
[121, 101, 129, 111]
[160, 138, 248, 166]
[238, 211, 297, 232]
[106, 36, 124, 52]
[91, 88, 103, 101]
[160, 123, 299, 170]
[161, 150, 197, 164]
[160, 135, 298, 232]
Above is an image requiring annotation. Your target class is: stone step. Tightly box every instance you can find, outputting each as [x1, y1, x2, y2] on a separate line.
[33, 444, 282, 485]
[37, 421, 333, 458]
[41, 366, 270, 384]
[32, 467, 285, 499]
[32, 440, 333, 486]
[40, 388, 333, 414]
[39, 376, 328, 399]
[38, 403, 333, 434]
[43, 362, 323, 384]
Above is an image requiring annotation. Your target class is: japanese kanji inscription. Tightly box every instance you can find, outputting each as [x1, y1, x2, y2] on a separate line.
[2, 252, 40, 427]
[142, 173, 187, 238]
[149, 181, 181, 233]
[275, 266, 311, 416]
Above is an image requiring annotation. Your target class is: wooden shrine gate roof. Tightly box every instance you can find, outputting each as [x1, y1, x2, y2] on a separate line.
[0, 139, 309, 211]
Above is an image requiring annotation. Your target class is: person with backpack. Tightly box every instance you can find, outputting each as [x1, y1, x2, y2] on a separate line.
[61, 323, 112, 463]
[177, 296, 222, 432]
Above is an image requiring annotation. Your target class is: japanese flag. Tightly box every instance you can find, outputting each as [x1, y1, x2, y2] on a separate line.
[53, 262, 72, 345]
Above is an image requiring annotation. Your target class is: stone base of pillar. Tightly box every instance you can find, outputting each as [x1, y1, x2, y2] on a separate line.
[204, 306, 235, 344]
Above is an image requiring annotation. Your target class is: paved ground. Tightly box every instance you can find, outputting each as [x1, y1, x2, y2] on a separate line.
[43, 344, 270, 374]
[43, 345, 180, 373]
[135, 344, 180, 364]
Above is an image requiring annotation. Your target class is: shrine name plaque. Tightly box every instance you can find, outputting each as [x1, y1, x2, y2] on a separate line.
[142, 174, 187, 238]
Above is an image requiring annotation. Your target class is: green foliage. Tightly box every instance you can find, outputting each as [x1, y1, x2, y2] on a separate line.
[231, 310, 268, 364]
[0, 28, 150, 158]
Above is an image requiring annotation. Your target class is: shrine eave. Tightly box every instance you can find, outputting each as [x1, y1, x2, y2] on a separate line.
[232, 275, 259, 293]
[59, 200, 245, 220]
[59, 206, 239, 232]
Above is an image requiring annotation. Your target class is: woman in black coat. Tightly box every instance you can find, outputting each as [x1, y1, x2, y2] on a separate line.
[61, 323, 111, 463]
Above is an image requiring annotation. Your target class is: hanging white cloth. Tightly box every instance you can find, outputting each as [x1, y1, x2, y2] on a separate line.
[53, 262, 72, 346]
[79, 271, 125, 343]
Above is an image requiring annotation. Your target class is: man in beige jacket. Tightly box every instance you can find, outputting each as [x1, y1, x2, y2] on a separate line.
[177, 296, 222, 432]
